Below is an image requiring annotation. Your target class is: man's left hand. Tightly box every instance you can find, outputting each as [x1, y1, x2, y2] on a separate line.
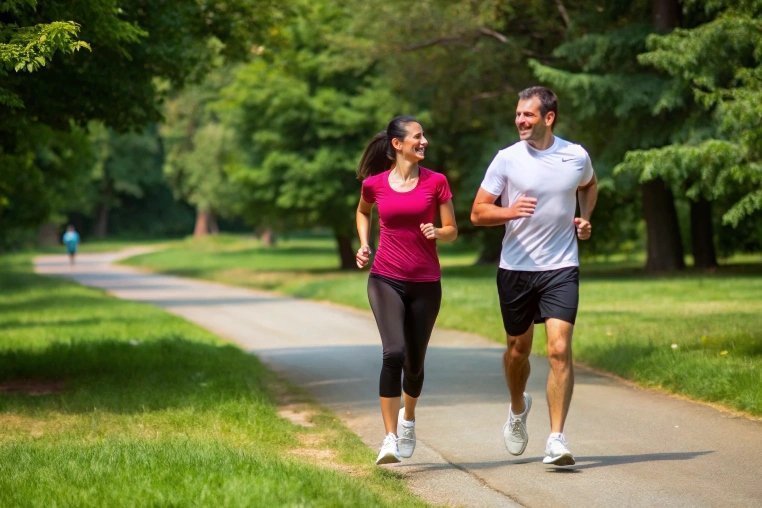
[574, 217, 592, 240]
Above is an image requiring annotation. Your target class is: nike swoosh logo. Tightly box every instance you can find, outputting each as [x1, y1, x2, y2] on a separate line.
[562, 157, 574, 162]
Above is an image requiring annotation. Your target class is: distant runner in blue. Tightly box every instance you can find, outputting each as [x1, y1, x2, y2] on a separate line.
[62, 224, 80, 266]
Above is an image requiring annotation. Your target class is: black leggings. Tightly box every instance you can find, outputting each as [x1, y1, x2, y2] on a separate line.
[367, 274, 442, 398]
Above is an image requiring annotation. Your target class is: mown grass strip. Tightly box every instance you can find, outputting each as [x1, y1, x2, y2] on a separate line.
[0, 253, 427, 507]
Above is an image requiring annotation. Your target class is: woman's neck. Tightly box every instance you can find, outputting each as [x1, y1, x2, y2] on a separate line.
[392, 159, 419, 180]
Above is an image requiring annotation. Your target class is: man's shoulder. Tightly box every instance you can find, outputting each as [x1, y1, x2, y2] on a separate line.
[497, 140, 525, 155]
[491, 141, 526, 163]
[554, 137, 589, 160]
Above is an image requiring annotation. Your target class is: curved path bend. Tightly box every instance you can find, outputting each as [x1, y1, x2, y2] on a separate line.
[35, 250, 762, 507]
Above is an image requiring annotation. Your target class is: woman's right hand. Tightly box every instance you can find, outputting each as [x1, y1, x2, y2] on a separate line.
[356, 245, 372, 269]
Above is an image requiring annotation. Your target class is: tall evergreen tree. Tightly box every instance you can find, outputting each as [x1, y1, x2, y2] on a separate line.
[617, 0, 762, 263]
[531, 0, 690, 271]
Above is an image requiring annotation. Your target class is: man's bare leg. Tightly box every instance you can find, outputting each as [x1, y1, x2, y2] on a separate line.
[545, 318, 574, 433]
[504, 324, 534, 413]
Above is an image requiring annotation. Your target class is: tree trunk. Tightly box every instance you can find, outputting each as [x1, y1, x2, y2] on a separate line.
[639, 0, 684, 272]
[335, 232, 356, 270]
[37, 222, 60, 247]
[94, 173, 113, 239]
[194, 209, 215, 237]
[652, 0, 681, 31]
[208, 213, 219, 235]
[94, 203, 109, 238]
[260, 228, 276, 247]
[690, 198, 718, 269]
[642, 179, 685, 271]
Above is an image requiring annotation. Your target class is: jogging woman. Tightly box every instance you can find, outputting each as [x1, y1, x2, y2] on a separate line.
[355, 115, 457, 464]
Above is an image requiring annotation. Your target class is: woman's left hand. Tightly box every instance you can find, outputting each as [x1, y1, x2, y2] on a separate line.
[420, 223, 438, 240]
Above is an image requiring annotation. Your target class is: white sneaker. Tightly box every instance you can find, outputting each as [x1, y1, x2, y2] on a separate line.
[396, 408, 416, 458]
[375, 432, 401, 465]
[502, 392, 532, 455]
[543, 433, 575, 466]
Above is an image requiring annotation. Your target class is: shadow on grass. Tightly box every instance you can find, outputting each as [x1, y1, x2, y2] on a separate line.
[0, 338, 272, 414]
[0, 317, 141, 330]
[215, 245, 336, 257]
[0, 294, 117, 314]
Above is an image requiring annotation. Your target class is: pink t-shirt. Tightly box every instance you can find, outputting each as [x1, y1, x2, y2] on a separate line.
[361, 166, 453, 282]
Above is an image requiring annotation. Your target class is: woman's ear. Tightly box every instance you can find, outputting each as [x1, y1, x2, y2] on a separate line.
[391, 137, 403, 151]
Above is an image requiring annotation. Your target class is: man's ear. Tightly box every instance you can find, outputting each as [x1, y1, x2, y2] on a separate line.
[545, 111, 555, 127]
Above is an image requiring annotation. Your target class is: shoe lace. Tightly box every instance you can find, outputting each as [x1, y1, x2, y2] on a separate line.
[509, 418, 524, 438]
[383, 434, 397, 447]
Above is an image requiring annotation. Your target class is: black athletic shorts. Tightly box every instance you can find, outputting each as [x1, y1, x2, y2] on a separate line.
[496, 266, 579, 336]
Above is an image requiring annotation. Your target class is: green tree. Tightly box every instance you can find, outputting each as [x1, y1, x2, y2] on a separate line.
[0, 0, 277, 246]
[162, 78, 242, 236]
[531, 0, 692, 270]
[217, 1, 402, 267]
[86, 123, 164, 238]
[616, 0, 762, 262]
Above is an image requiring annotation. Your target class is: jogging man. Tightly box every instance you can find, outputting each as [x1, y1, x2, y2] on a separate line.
[470, 86, 597, 466]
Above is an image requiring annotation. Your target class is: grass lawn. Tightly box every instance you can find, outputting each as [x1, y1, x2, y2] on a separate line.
[0, 253, 428, 507]
[124, 235, 762, 417]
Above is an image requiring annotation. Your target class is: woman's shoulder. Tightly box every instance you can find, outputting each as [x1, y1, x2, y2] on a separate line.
[363, 169, 390, 186]
[419, 166, 449, 182]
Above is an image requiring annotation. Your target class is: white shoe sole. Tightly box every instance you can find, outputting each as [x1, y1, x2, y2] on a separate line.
[375, 452, 401, 465]
[543, 453, 575, 466]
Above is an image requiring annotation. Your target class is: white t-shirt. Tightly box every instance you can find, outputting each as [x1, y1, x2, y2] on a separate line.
[480, 136, 594, 271]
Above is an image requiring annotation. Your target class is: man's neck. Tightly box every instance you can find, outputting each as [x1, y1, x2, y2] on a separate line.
[526, 134, 555, 151]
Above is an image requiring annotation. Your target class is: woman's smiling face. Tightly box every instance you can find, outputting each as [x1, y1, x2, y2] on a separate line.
[393, 122, 428, 162]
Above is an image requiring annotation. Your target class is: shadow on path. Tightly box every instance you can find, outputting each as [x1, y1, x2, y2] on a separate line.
[399, 450, 714, 474]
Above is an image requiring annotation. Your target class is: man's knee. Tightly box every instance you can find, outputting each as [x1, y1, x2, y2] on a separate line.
[548, 340, 571, 364]
[507, 333, 532, 360]
[547, 332, 573, 368]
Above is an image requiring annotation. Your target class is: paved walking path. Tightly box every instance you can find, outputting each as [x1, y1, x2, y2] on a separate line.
[35, 250, 762, 507]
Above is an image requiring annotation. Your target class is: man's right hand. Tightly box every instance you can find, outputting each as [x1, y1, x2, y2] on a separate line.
[509, 194, 537, 218]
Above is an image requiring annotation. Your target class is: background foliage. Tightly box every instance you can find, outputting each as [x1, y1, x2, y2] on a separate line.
[1, 0, 759, 267]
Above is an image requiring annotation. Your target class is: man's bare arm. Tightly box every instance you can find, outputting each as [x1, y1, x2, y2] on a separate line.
[470, 187, 537, 226]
